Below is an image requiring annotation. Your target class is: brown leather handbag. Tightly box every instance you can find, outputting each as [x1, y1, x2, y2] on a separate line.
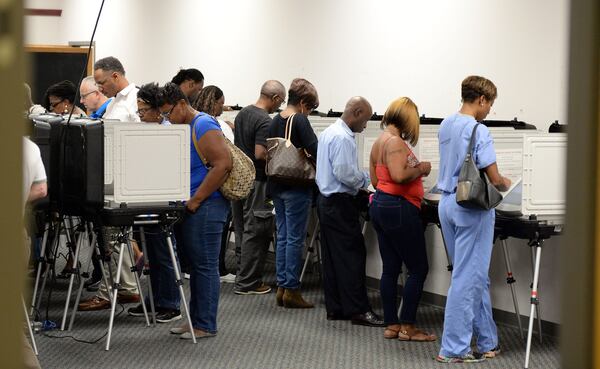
[266, 114, 316, 186]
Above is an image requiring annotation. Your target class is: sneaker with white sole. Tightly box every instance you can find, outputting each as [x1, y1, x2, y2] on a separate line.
[156, 309, 182, 323]
[483, 346, 501, 358]
[220, 273, 236, 284]
[435, 352, 486, 363]
[233, 283, 271, 295]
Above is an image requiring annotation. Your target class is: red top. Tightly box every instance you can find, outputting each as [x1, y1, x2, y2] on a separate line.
[375, 139, 424, 209]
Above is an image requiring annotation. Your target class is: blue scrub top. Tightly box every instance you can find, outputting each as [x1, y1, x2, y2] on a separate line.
[437, 113, 497, 194]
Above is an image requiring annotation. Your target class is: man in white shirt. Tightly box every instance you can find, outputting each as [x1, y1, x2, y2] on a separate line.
[79, 57, 141, 311]
[93, 56, 140, 122]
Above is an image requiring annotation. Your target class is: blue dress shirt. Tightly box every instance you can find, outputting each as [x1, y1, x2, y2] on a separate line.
[89, 98, 113, 119]
[316, 118, 369, 196]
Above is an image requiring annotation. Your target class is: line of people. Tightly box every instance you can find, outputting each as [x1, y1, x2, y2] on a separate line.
[29, 56, 511, 363]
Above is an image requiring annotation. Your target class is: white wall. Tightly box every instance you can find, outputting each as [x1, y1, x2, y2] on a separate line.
[25, 0, 569, 129]
[25, 0, 568, 324]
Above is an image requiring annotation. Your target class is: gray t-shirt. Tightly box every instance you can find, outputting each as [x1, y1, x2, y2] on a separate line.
[234, 105, 272, 180]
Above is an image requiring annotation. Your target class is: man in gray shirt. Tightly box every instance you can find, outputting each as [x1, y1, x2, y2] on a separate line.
[232, 80, 286, 294]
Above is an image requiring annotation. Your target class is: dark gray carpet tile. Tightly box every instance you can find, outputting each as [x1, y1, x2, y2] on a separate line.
[31, 249, 558, 369]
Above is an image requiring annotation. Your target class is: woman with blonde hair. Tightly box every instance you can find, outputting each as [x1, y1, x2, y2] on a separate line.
[369, 97, 436, 342]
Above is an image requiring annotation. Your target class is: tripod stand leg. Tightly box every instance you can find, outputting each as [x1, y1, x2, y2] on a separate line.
[106, 236, 126, 351]
[437, 224, 453, 273]
[30, 222, 50, 316]
[34, 220, 61, 318]
[139, 226, 156, 326]
[69, 223, 97, 331]
[501, 239, 524, 340]
[300, 219, 319, 283]
[126, 227, 150, 327]
[524, 243, 543, 369]
[529, 246, 543, 343]
[61, 224, 86, 331]
[165, 233, 196, 344]
[23, 296, 38, 355]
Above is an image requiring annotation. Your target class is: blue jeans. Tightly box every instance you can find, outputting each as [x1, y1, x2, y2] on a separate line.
[273, 188, 312, 289]
[144, 226, 180, 311]
[438, 193, 498, 357]
[369, 191, 429, 325]
[182, 196, 229, 333]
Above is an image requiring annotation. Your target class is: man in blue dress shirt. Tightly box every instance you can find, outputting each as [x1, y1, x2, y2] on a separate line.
[316, 96, 384, 327]
[79, 76, 112, 119]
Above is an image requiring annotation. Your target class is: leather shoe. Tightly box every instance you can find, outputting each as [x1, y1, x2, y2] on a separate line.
[117, 293, 140, 304]
[351, 311, 385, 327]
[326, 312, 350, 321]
[78, 296, 110, 311]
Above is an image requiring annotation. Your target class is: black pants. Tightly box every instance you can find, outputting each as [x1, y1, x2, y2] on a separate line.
[317, 193, 370, 317]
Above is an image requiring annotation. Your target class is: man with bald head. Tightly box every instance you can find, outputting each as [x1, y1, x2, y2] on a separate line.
[79, 76, 111, 119]
[232, 80, 286, 294]
[316, 97, 384, 326]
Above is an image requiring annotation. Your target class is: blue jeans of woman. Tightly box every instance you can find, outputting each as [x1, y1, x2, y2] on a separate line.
[144, 226, 180, 311]
[369, 190, 429, 325]
[182, 196, 229, 333]
[273, 188, 312, 290]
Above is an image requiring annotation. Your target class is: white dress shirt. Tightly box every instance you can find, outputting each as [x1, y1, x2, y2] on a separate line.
[104, 83, 141, 122]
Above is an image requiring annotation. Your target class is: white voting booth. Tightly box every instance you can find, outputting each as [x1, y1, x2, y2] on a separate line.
[104, 122, 190, 206]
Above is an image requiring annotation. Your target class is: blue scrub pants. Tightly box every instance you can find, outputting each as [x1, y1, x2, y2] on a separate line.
[438, 193, 498, 357]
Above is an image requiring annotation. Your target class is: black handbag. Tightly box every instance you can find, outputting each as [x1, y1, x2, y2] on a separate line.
[456, 123, 503, 210]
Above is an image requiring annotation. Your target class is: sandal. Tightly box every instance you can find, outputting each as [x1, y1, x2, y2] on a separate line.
[398, 325, 437, 342]
[384, 325, 401, 339]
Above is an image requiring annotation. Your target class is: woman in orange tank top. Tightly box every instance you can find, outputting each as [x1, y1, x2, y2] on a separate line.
[368, 97, 435, 342]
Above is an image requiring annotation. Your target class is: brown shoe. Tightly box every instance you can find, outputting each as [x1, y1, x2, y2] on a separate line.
[78, 296, 110, 311]
[283, 288, 314, 309]
[276, 287, 285, 306]
[117, 293, 140, 304]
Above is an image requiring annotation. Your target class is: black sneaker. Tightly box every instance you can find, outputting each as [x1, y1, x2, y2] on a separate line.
[156, 309, 182, 323]
[85, 277, 102, 292]
[127, 304, 150, 317]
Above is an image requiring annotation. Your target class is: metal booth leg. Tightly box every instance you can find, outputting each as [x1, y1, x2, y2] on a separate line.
[164, 227, 196, 344]
[68, 222, 98, 331]
[61, 222, 86, 331]
[500, 238, 524, 340]
[23, 296, 38, 355]
[34, 220, 62, 317]
[524, 239, 543, 369]
[300, 216, 320, 284]
[30, 222, 50, 316]
[139, 226, 156, 326]
[125, 227, 150, 327]
[106, 229, 128, 351]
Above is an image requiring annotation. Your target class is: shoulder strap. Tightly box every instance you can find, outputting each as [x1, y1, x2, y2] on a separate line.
[191, 114, 209, 166]
[378, 135, 395, 165]
[466, 123, 480, 157]
[284, 113, 296, 143]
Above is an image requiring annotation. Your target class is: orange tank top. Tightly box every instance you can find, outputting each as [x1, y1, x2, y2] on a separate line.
[375, 138, 424, 209]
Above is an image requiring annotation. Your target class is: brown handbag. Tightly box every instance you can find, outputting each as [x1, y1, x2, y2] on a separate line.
[265, 114, 316, 186]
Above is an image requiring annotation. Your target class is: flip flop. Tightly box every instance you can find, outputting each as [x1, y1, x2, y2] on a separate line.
[398, 328, 437, 342]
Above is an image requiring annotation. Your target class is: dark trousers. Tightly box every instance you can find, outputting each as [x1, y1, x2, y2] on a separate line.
[233, 180, 274, 291]
[369, 191, 429, 325]
[144, 226, 181, 310]
[317, 193, 370, 317]
[219, 206, 232, 276]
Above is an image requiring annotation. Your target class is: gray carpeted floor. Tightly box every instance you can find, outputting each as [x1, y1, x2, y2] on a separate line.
[31, 253, 559, 369]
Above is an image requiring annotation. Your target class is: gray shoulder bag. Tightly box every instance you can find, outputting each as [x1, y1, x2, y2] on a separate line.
[456, 123, 503, 210]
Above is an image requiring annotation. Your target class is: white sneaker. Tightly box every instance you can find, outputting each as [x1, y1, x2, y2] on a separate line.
[220, 273, 236, 284]
[183, 273, 190, 280]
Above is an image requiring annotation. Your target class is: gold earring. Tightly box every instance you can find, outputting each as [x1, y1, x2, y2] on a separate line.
[64, 105, 69, 114]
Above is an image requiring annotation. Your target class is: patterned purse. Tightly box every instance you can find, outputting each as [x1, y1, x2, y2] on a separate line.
[192, 116, 256, 201]
[265, 114, 316, 186]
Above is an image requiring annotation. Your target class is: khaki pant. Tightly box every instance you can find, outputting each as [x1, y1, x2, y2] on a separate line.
[97, 227, 138, 300]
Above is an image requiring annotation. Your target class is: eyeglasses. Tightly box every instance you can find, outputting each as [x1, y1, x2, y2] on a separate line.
[272, 94, 285, 104]
[159, 104, 176, 119]
[81, 90, 98, 99]
[49, 99, 64, 109]
[136, 107, 152, 116]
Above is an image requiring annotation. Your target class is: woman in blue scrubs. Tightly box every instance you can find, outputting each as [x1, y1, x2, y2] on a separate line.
[435, 76, 511, 363]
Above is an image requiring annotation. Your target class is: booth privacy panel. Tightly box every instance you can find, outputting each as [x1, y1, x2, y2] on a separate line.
[105, 122, 190, 205]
